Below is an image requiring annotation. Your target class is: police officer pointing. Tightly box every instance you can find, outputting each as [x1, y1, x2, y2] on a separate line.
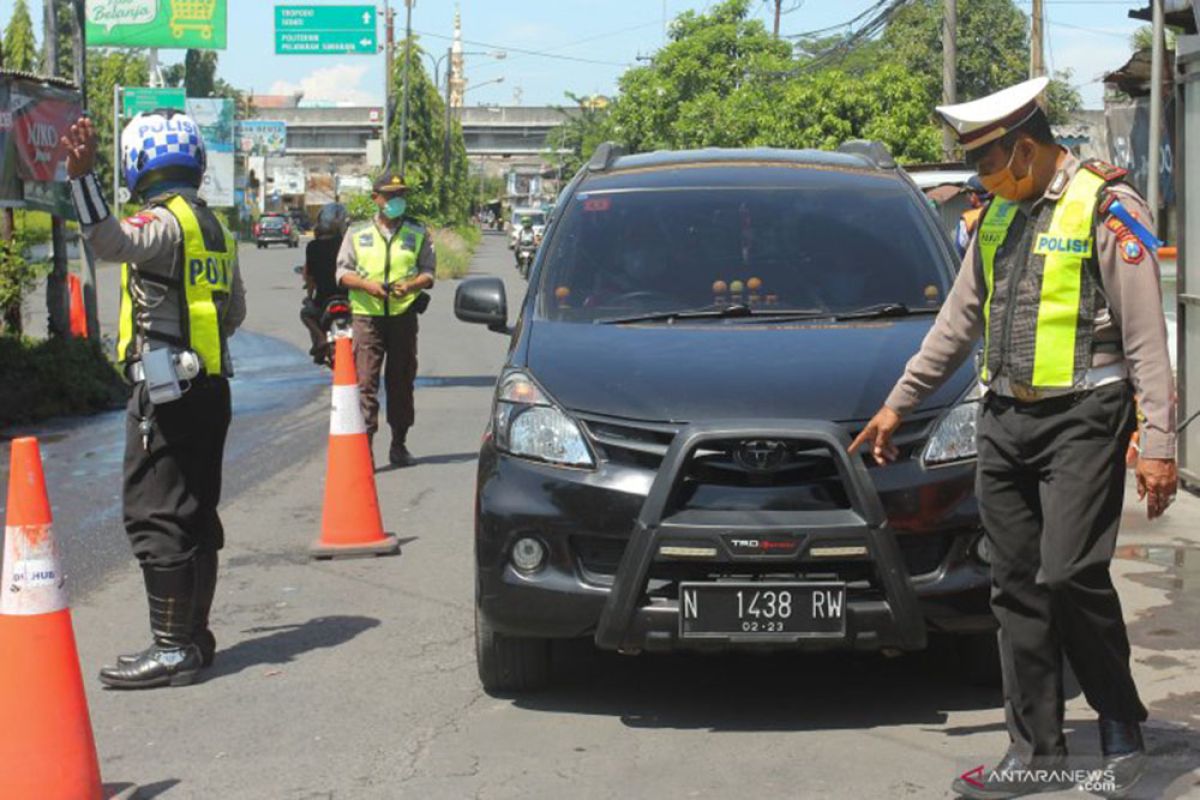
[336, 173, 435, 467]
[852, 78, 1176, 798]
[62, 111, 246, 689]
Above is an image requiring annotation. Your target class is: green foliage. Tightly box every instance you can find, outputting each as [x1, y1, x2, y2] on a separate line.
[0, 335, 126, 426]
[431, 225, 481, 280]
[164, 50, 220, 97]
[344, 192, 377, 222]
[88, 50, 151, 195]
[1131, 24, 1177, 53]
[545, 94, 614, 178]
[387, 39, 472, 225]
[0, 214, 52, 335]
[3, 0, 39, 72]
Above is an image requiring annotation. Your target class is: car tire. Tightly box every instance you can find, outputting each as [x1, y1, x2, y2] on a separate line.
[955, 631, 1002, 687]
[475, 606, 550, 693]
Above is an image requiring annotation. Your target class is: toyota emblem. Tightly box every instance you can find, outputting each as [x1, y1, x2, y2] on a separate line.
[733, 440, 790, 472]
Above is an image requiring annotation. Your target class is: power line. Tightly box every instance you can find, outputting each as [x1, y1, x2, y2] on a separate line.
[470, 18, 664, 77]
[413, 29, 631, 67]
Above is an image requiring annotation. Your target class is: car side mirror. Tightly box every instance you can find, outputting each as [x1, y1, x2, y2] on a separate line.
[455, 277, 510, 334]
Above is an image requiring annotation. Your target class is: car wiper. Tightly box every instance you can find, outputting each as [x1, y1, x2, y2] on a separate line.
[833, 302, 940, 321]
[597, 304, 832, 325]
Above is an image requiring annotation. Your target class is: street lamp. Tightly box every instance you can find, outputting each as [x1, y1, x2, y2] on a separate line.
[424, 50, 507, 93]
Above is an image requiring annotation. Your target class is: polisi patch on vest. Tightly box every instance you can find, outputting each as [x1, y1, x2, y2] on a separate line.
[1034, 233, 1092, 258]
[358, 232, 374, 247]
[189, 256, 232, 287]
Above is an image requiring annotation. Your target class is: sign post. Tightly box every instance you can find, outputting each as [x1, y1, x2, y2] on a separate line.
[274, 5, 377, 55]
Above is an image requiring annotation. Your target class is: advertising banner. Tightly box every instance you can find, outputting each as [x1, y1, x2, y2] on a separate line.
[237, 121, 287, 156]
[8, 80, 82, 218]
[186, 97, 234, 152]
[199, 151, 234, 207]
[86, 0, 228, 50]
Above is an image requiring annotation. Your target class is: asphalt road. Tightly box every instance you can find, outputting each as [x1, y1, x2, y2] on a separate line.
[3, 232, 1200, 799]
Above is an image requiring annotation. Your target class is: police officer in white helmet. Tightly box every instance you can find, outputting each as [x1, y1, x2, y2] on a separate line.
[62, 110, 246, 689]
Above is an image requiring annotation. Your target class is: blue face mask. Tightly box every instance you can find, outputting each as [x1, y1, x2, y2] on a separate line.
[383, 197, 407, 220]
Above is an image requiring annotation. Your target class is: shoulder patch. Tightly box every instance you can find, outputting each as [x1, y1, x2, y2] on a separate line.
[1083, 160, 1129, 183]
[1119, 237, 1146, 265]
[123, 212, 158, 229]
[1104, 215, 1130, 236]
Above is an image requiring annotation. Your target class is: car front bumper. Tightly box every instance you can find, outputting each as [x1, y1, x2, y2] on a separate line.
[475, 421, 993, 654]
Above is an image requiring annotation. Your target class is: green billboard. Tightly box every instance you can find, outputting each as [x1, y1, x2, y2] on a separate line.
[86, 0, 228, 49]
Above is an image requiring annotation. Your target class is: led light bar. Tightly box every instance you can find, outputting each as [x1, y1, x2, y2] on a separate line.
[808, 545, 868, 558]
[658, 545, 718, 559]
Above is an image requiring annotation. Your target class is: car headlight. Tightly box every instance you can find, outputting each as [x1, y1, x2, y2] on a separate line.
[493, 372, 594, 467]
[921, 383, 982, 466]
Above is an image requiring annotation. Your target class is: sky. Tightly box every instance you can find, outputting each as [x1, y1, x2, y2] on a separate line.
[0, 0, 1157, 109]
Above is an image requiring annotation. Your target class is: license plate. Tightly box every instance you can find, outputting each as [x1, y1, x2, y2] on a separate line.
[679, 582, 846, 639]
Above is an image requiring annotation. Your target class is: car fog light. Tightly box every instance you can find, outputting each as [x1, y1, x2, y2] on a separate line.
[511, 537, 547, 573]
[973, 533, 991, 565]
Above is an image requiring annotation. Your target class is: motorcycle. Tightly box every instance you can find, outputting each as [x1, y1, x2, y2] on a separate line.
[516, 244, 536, 279]
[297, 264, 352, 368]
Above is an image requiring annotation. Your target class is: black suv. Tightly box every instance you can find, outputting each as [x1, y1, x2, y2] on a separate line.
[456, 144, 994, 692]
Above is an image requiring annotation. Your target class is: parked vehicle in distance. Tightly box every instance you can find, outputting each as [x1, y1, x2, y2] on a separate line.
[254, 213, 299, 249]
[456, 142, 995, 693]
[288, 208, 311, 233]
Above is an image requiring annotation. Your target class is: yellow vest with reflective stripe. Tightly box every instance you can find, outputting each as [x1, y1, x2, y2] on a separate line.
[977, 168, 1106, 388]
[348, 220, 425, 316]
[117, 195, 235, 375]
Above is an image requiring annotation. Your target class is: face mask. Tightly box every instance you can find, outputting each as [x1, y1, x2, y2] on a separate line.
[978, 144, 1037, 201]
[383, 197, 407, 220]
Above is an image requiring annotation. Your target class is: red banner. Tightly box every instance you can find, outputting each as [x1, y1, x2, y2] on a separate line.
[11, 81, 80, 183]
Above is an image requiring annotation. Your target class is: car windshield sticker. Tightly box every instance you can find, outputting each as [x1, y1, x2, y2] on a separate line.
[583, 197, 611, 212]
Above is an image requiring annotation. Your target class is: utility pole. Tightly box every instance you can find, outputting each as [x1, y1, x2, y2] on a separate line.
[1030, 0, 1045, 79]
[773, 0, 782, 38]
[72, 0, 99, 339]
[397, 0, 414, 177]
[442, 46, 453, 215]
[943, 0, 957, 160]
[382, 0, 392, 168]
[44, 0, 70, 338]
[1148, 0, 1164, 229]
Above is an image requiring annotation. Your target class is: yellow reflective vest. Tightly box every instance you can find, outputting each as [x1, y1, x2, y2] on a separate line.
[117, 195, 235, 375]
[348, 220, 426, 317]
[976, 167, 1108, 388]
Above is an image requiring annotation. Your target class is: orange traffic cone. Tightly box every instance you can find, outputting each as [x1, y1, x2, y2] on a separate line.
[0, 438, 136, 799]
[310, 336, 400, 559]
[68, 273, 88, 338]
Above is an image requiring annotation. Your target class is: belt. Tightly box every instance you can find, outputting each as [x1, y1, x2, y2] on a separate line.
[987, 362, 1128, 404]
[124, 360, 213, 384]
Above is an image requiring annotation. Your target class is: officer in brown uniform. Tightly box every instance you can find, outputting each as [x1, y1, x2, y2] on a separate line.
[852, 78, 1177, 798]
[62, 111, 246, 689]
[336, 174, 436, 466]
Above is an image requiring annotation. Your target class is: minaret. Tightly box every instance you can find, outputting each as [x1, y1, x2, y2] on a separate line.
[450, 5, 466, 108]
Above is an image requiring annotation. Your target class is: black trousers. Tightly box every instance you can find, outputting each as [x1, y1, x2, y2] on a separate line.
[123, 376, 232, 568]
[977, 382, 1146, 757]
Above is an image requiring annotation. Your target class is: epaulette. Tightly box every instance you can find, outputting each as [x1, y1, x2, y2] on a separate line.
[1082, 160, 1128, 183]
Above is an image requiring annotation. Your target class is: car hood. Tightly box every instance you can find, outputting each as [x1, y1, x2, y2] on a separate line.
[525, 318, 973, 423]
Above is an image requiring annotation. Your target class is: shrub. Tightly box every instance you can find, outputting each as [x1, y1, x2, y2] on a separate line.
[0, 336, 126, 427]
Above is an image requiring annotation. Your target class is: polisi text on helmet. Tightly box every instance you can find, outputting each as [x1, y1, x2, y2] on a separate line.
[137, 117, 197, 138]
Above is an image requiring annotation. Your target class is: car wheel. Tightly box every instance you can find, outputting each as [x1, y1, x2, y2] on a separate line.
[475, 606, 550, 693]
[955, 631, 1002, 687]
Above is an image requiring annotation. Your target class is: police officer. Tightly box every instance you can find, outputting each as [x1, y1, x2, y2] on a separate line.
[62, 110, 246, 689]
[336, 173, 435, 467]
[851, 78, 1176, 798]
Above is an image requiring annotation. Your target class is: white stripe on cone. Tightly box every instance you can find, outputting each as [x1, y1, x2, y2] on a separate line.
[330, 384, 367, 436]
[1, 524, 68, 616]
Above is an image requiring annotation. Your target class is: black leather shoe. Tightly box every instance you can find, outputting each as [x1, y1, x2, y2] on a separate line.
[952, 750, 1075, 799]
[100, 562, 204, 690]
[389, 443, 415, 467]
[1096, 719, 1146, 798]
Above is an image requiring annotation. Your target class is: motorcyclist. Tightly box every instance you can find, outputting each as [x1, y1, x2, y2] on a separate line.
[301, 203, 349, 364]
[515, 216, 537, 265]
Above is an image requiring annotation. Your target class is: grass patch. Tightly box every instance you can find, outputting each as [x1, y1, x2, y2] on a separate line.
[432, 224, 482, 281]
[0, 336, 127, 428]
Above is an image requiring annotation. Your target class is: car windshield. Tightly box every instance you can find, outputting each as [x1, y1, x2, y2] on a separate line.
[537, 169, 951, 323]
[513, 211, 545, 226]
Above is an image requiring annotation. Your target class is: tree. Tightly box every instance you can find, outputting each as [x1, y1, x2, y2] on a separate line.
[88, 51, 151, 196]
[544, 94, 613, 178]
[388, 39, 472, 224]
[3, 0, 39, 72]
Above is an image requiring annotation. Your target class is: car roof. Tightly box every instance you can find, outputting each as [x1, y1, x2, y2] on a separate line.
[604, 147, 878, 173]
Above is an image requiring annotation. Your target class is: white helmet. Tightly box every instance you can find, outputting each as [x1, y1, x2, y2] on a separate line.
[121, 108, 206, 197]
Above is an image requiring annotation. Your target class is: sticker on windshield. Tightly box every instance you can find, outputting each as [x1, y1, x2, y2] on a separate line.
[583, 197, 611, 212]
